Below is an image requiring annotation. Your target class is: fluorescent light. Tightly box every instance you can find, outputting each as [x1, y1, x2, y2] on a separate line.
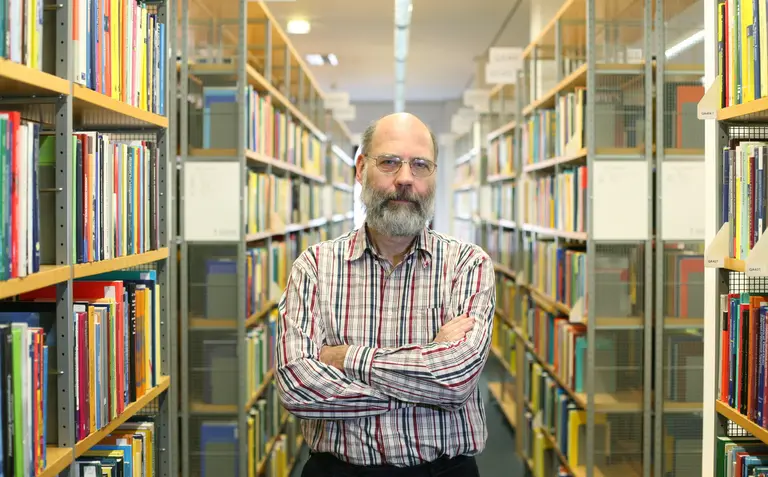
[665, 29, 705, 59]
[287, 19, 310, 35]
[327, 54, 338, 66]
[305, 54, 324, 66]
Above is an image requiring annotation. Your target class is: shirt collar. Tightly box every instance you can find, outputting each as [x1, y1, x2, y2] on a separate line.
[346, 224, 433, 267]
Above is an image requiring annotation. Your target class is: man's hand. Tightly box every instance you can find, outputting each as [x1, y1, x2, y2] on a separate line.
[432, 314, 475, 343]
[319, 344, 350, 371]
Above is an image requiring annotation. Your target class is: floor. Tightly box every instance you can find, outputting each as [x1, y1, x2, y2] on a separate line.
[289, 357, 525, 476]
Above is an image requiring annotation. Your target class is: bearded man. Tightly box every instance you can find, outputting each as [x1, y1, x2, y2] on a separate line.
[275, 112, 495, 477]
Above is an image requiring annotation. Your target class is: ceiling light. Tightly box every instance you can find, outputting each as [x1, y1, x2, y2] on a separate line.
[305, 54, 324, 66]
[665, 29, 704, 59]
[304, 54, 339, 67]
[287, 19, 310, 35]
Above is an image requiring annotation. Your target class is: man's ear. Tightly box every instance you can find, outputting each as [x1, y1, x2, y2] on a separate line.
[355, 154, 365, 184]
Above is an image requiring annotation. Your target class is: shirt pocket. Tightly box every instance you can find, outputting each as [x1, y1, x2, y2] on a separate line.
[395, 305, 448, 346]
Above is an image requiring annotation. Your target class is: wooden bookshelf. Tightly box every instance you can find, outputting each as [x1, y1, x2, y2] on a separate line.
[717, 96, 768, 122]
[0, 265, 70, 300]
[245, 301, 278, 328]
[488, 381, 517, 428]
[0, 0, 175, 468]
[39, 446, 75, 477]
[72, 83, 169, 128]
[522, 148, 587, 173]
[0, 58, 70, 96]
[74, 376, 171, 457]
[715, 401, 768, 446]
[73, 248, 170, 279]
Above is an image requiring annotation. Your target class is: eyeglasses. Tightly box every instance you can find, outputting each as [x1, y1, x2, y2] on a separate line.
[367, 154, 437, 178]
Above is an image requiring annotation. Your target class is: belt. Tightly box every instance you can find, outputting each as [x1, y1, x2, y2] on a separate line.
[308, 451, 473, 477]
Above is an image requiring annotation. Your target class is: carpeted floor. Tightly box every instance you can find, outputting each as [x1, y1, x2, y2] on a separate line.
[289, 358, 524, 476]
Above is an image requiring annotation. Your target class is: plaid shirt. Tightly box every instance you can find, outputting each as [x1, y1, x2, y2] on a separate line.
[275, 225, 496, 467]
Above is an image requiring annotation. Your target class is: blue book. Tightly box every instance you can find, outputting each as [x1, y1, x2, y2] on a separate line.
[200, 421, 238, 477]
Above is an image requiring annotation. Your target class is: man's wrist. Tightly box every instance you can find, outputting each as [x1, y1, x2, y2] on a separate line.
[343, 344, 377, 384]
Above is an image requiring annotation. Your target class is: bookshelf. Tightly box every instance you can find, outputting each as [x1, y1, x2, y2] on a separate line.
[654, 1, 707, 476]
[0, 0, 177, 475]
[175, 0, 355, 476]
[702, 0, 768, 474]
[476, 0, 706, 476]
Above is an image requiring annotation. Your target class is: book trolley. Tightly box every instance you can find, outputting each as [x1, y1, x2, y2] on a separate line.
[175, 0, 355, 476]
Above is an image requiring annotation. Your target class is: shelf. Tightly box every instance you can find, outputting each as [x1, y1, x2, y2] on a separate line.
[491, 345, 513, 376]
[486, 173, 516, 183]
[487, 120, 517, 142]
[718, 96, 768, 122]
[246, 301, 278, 328]
[186, 147, 326, 183]
[72, 84, 168, 128]
[190, 369, 274, 414]
[256, 413, 291, 475]
[188, 300, 277, 330]
[520, 224, 588, 241]
[663, 401, 704, 413]
[523, 148, 588, 173]
[522, 63, 647, 116]
[246, 369, 276, 409]
[74, 376, 171, 457]
[523, 64, 587, 115]
[39, 446, 75, 477]
[488, 381, 517, 428]
[664, 317, 704, 329]
[524, 285, 572, 316]
[73, 248, 169, 279]
[494, 263, 516, 279]
[514, 326, 642, 411]
[0, 265, 70, 300]
[187, 64, 326, 140]
[331, 144, 355, 166]
[540, 427, 573, 476]
[716, 401, 768, 445]
[0, 59, 70, 97]
[455, 147, 479, 166]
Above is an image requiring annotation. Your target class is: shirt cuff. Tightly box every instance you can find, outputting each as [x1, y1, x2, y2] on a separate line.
[344, 344, 377, 384]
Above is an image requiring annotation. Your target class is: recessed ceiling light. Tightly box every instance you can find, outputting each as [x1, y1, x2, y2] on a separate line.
[287, 19, 310, 35]
[304, 54, 339, 67]
[305, 54, 324, 66]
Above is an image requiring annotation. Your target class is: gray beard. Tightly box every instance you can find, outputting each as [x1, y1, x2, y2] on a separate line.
[360, 171, 435, 237]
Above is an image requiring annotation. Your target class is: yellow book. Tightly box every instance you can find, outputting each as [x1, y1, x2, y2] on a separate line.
[742, 0, 755, 103]
[118, 422, 156, 476]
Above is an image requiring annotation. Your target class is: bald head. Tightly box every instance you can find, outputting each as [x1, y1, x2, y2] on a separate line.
[360, 112, 438, 161]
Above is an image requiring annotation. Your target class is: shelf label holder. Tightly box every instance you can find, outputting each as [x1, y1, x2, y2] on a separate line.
[704, 222, 729, 268]
[698, 76, 721, 120]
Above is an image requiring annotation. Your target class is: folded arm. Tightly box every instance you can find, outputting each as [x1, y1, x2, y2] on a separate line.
[275, 250, 410, 420]
[343, 247, 496, 410]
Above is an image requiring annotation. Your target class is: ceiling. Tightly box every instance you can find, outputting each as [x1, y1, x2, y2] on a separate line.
[265, 0, 531, 103]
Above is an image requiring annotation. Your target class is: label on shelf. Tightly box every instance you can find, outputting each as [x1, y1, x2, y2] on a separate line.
[697, 76, 721, 120]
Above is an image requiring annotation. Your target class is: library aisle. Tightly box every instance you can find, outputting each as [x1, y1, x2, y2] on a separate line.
[0, 0, 728, 476]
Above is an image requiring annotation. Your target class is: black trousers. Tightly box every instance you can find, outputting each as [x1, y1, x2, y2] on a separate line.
[300, 451, 480, 477]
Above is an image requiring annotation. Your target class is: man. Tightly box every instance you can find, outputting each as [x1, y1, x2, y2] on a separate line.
[275, 112, 496, 477]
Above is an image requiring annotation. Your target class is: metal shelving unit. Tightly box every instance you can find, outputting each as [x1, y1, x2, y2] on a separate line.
[175, 0, 355, 475]
[653, 1, 706, 476]
[0, 0, 177, 475]
[702, 0, 768, 473]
